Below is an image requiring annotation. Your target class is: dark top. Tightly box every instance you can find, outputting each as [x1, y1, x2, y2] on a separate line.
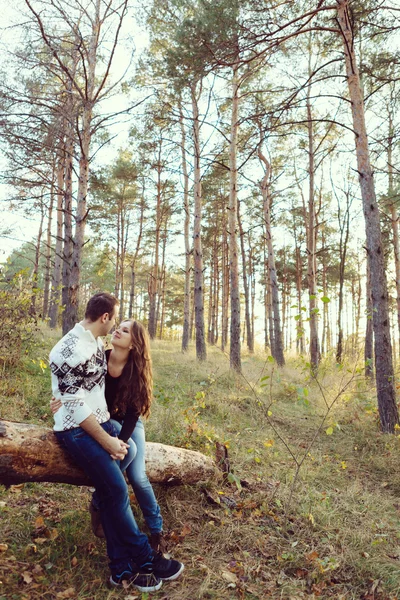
[105, 349, 139, 442]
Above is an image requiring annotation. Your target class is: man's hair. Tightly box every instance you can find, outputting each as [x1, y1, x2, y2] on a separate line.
[85, 292, 119, 322]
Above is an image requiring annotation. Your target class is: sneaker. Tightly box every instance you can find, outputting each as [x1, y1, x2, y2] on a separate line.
[89, 500, 105, 538]
[109, 568, 162, 592]
[149, 531, 168, 555]
[142, 551, 184, 581]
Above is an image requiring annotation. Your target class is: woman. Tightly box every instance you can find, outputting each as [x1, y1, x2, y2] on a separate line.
[52, 319, 165, 553]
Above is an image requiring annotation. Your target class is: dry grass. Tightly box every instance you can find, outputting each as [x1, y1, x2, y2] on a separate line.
[1, 334, 400, 599]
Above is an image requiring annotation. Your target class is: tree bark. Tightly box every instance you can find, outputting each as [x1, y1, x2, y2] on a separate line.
[228, 60, 241, 372]
[237, 198, 253, 353]
[305, 81, 320, 372]
[179, 102, 192, 352]
[191, 82, 207, 361]
[259, 147, 285, 366]
[67, 0, 99, 328]
[49, 154, 65, 328]
[221, 211, 229, 352]
[336, 187, 351, 363]
[148, 141, 163, 339]
[129, 190, 145, 318]
[43, 171, 55, 319]
[30, 202, 45, 317]
[0, 420, 219, 487]
[337, 0, 398, 431]
[365, 259, 373, 379]
[387, 110, 400, 355]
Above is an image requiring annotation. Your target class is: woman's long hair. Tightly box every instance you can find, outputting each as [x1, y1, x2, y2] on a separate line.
[116, 320, 153, 418]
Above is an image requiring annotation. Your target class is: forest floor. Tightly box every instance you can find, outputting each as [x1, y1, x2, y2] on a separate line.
[1, 328, 400, 600]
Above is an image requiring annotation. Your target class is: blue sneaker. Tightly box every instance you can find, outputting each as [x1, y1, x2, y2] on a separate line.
[109, 568, 162, 592]
[141, 551, 184, 581]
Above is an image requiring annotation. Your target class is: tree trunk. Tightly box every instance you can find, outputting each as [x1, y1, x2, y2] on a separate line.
[129, 191, 145, 318]
[179, 102, 192, 352]
[237, 198, 253, 353]
[267, 274, 274, 356]
[320, 228, 327, 355]
[228, 60, 241, 372]
[0, 420, 219, 487]
[387, 111, 400, 355]
[213, 248, 220, 344]
[365, 259, 373, 379]
[148, 144, 163, 339]
[259, 147, 285, 366]
[61, 43, 80, 335]
[49, 155, 65, 328]
[355, 254, 362, 347]
[61, 125, 74, 334]
[158, 227, 168, 340]
[30, 203, 45, 317]
[306, 82, 320, 372]
[191, 82, 207, 361]
[221, 211, 229, 352]
[43, 171, 55, 319]
[295, 243, 305, 354]
[250, 249, 256, 349]
[336, 188, 351, 363]
[263, 240, 270, 350]
[337, 0, 398, 431]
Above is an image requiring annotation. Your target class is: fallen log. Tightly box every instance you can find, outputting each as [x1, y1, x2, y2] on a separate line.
[0, 420, 220, 487]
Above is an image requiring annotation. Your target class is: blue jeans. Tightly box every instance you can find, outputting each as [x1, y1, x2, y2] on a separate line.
[55, 421, 153, 574]
[111, 418, 163, 534]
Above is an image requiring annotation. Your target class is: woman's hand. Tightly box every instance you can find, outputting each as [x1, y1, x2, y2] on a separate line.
[107, 436, 129, 460]
[50, 397, 62, 414]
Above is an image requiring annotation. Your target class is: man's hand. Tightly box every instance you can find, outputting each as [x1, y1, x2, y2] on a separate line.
[79, 414, 129, 460]
[50, 398, 62, 414]
[107, 436, 129, 460]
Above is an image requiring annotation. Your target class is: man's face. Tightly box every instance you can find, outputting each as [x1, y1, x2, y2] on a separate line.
[102, 306, 119, 336]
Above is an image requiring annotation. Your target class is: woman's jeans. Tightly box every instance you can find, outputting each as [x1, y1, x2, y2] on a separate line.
[110, 418, 163, 534]
[55, 421, 153, 574]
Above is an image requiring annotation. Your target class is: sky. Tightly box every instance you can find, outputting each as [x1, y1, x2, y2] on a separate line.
[0, 0, 150, 262]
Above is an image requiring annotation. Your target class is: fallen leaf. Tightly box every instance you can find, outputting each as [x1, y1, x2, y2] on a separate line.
[264, 440, 274, 448]
[181, 524, 191, 537]
[221, 570, 238, 584]
[0, 543, 8, 552]
[22, 571, 33, 584]
[202, 489, 221, 505]
[56, 587, 76, 599]
[32, 564, 43, 575]
[34, 516, 45, 529]
[47, 528, 59, 540]
[306, 551, 319, 562]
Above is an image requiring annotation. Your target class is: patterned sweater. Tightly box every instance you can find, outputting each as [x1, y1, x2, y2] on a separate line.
[50, 323, 110, 431]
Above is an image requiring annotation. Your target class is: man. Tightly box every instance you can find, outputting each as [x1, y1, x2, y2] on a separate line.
[50, 292, 184, 592]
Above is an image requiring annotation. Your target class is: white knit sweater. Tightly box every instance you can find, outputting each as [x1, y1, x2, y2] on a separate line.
[50, 323, 110, 431]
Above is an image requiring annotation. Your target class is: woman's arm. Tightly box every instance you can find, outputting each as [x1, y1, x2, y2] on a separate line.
[117, 405, 139, 442]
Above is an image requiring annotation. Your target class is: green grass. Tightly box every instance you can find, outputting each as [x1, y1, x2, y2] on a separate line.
[1, 332, 400, 599]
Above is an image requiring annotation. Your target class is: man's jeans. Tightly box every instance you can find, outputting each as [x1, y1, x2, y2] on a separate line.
[55, 421, 153, 574]
[111, 418, 163, 534]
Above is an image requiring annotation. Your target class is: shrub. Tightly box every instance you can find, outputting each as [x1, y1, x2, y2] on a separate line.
[0, 272, 40, 365]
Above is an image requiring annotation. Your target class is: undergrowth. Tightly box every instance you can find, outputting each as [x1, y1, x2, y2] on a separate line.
[1, 332, 400, 599]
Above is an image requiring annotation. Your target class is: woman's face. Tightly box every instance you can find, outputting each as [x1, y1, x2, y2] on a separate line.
[111, 320, 133, 350]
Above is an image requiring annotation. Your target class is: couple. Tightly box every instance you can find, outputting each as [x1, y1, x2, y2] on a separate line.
[49, 292, 184, 592]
